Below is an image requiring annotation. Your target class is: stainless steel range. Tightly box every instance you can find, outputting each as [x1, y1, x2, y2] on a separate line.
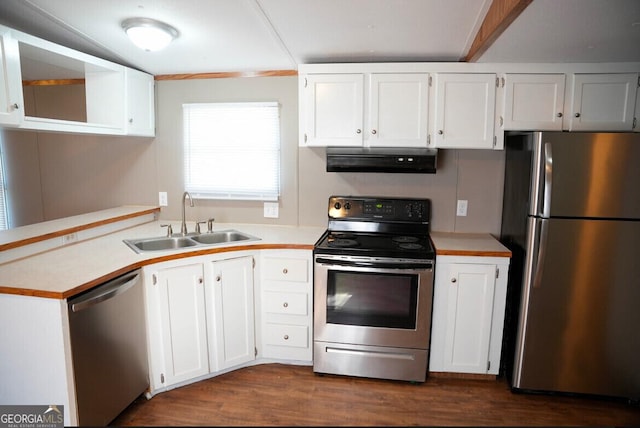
[313, 196, 435, 382]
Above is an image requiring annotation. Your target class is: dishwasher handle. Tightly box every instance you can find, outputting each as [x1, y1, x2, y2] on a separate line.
[70, 270, 140, 313]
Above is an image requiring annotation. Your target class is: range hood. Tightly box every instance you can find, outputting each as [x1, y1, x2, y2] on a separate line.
[326, 147, 437, 173]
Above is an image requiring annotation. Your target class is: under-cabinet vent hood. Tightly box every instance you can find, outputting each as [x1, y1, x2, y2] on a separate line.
[326, 147, 437, 173]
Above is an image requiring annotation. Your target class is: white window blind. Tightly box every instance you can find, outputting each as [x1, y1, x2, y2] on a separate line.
[183, 102, 281, 201]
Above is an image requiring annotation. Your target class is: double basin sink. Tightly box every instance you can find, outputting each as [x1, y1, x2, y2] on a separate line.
[124, 229, 260, 254]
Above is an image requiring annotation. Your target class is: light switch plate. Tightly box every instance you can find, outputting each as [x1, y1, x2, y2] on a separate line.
[264, 202, 279, 218]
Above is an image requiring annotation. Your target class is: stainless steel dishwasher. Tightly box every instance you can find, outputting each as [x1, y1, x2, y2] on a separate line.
[67, 269, 148, 426]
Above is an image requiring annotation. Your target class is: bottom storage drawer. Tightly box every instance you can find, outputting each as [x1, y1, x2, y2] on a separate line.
[264, 323, 308, 348]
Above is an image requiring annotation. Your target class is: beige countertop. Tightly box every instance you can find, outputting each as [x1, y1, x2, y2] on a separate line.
[0, 207, 510, 300]
[430, 231, 511, 257]
[0, 218, 325, 299]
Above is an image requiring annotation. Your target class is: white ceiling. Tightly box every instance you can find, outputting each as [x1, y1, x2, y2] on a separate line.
[0, 0, 639, 76]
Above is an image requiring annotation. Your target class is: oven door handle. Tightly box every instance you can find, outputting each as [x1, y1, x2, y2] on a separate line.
[315, 257, 433, 270]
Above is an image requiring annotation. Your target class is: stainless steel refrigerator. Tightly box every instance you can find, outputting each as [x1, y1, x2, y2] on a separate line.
[500, 131, 640, 402]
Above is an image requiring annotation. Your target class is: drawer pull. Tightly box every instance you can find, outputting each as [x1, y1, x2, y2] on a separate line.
[282, 268, 288, 274]
[284, 335, 289, 340]
[283, 302, 289, 308]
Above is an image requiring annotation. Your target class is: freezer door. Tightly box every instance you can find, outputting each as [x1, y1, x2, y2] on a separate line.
[531, 132, 640, 219]
[513, 217, 640, 400]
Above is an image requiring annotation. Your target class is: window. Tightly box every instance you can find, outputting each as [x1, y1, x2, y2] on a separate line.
[183, 102, 281, 201]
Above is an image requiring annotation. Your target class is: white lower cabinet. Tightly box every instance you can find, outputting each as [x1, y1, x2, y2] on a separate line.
[144, 253, 255, 395]
[429, 256, 509, 375]
[257, 250, 313, 362]
[206, 255, 255, 371]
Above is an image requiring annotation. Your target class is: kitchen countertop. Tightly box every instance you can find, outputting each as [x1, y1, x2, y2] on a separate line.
[0, 218, 325, 299]
[430, 231, 511, 257]
[0, 208, 511, 299]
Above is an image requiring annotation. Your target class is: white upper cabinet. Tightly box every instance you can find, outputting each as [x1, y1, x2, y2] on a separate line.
[0, 29, 22, 126]
[124, 68, 155, 136]
[501, 74, 565, 131]
[565, 73, 638, 131]
[432, 73, 497, 149]
[368, 73, 429, 147]
[0, 24, 155, 136]
[300, 72, 429, 147]
[300, 73, 364, 147]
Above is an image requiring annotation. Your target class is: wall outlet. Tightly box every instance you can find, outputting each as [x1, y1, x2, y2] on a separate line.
[264, 202, 279, 218]
[456, 199, 468, 217]
[159, 191, 168, 206]
[62, 232, 78, 245]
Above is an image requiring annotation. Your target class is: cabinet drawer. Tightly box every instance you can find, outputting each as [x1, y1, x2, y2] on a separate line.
[264, 323, 308, 348]
[263, 258, 308, 282]
[264, 291, 308, 316]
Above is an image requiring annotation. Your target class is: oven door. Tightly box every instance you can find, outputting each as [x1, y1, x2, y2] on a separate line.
[314, 254, 434, 349]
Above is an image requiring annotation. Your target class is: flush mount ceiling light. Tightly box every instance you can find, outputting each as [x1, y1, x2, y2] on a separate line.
[121, 17, 179, 52]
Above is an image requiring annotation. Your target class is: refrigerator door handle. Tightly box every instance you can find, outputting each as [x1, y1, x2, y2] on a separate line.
[542, 142, 552, 218]
[532, 218, 549, 289]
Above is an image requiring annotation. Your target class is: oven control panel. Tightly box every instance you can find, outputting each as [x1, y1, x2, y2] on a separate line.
[328, 196, 430, 222]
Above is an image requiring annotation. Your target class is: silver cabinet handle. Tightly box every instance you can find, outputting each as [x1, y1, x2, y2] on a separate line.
[282, 268, 288, 274]
[451, 278, 457, 283]
[356, 129, 362, 134]
[216, 275, 221, 282]
[371, 129, 377, 134]
[438, 130, 443, 135]
[283, 302, 289, 308]
[11, 103, 19, 110]
[283, 335, 289, 340]
[574, 112, 581, 118]
[556, 112, 563, 118]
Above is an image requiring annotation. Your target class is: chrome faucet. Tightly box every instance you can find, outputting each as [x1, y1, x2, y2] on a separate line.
[181, 191, 194, 235]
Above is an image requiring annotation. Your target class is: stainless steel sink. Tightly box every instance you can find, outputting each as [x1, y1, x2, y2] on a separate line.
[123, 229, 260, 253]
[191, 230, 253, 245]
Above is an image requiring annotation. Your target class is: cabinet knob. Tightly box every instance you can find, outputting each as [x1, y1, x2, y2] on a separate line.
[556, 112, 563, 118]
[575, 112, 581, 118]
[129, 118, 134, 123]
[11, 103, 19, 110]
[356, 129, 362, 134]
[451, 278, 457, 283]
[438, 130, 443, 135]
[283, 335, 289, 340]
[283, 302, 289, 308]
[282, 268, 288, 274]
[198, 277, 203, 284]
[216, 275, 221, 282]
[371, 129, 377, 134]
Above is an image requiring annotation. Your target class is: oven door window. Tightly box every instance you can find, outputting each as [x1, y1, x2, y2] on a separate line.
[326, 270, 418, 329]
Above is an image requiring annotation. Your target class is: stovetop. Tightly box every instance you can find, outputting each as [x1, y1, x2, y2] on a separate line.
[315, 196, 435, 260]
[314, 230, 435, 260]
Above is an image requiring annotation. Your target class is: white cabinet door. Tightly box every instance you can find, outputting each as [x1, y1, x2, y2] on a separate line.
[433, 73, 496, 149]
[206, 256, 255, 371]
[124, 68, 155, 136]
[430, 261, 498, 374]
[368, 73, 429, 147]
[565, 73, 638, 131]
[635, 88, 640, 133]
[502, 74, 565, 131]
[154, 263, 209, 388]
[0, 29, 23, 126]
[300, 73, 364, 146]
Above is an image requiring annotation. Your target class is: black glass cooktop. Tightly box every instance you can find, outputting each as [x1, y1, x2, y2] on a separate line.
[314, 231, 435, 260]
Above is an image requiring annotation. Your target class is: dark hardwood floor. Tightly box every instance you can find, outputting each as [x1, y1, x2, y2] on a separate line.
[111, 363, 640, 426]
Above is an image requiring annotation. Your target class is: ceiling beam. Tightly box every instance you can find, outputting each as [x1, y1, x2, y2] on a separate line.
[464, 0, 533, 62]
